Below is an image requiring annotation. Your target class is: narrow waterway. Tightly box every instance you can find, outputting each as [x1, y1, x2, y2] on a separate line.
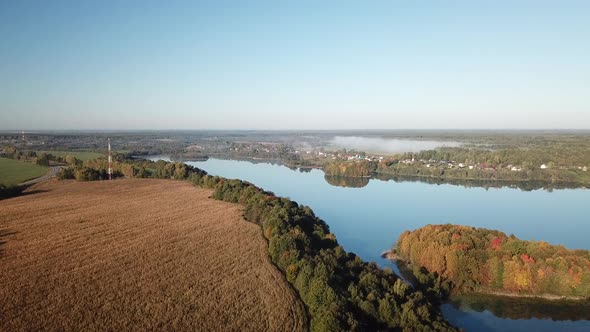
[157, 157, 590, 331]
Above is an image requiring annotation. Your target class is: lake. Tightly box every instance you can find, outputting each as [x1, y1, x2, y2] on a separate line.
[160, 157, 590, 331]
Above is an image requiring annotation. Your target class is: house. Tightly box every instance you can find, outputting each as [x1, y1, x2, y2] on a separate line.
[468, 165, 474, 170]
[583, 166, 588, 172]
[458, 163, 465, 168]
[540, 164, 548, 169]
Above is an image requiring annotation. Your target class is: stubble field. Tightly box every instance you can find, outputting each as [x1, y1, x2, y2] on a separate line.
[0, 179, 307, 331]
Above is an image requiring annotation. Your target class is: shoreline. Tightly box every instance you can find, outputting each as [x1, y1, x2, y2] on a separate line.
[143, 155, 589, 188]
[380, 249, 590, 302]
[472, 288, 589, 302]
[374, 169, 590, 187]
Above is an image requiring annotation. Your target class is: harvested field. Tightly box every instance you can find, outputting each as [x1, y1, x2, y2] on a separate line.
[0, 179, 307, 331]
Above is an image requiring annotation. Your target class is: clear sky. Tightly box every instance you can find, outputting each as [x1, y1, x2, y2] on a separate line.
[1, 1, 589, 130]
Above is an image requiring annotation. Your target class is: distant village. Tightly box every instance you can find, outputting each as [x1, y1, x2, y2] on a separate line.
[2, 132, 588, 174]
[290, 147, 589, 173]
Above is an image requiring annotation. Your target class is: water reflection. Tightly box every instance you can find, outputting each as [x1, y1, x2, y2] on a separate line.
[448, 294, 590, 321]
[319, 171, 585, 192]
[324, 175, 369, 188]
[372, 173, 585, 192]
[395, 259, 590, 324]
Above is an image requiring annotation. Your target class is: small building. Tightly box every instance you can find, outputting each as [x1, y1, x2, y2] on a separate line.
[458, 163, 465, 168]
[583, 166, 588, 172]
[511, 166, 522, 172]
[540, 164, 548, 169]
[468, 165, 474, 170]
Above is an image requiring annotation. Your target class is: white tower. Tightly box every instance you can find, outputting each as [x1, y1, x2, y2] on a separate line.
[108, 138, 113, 180]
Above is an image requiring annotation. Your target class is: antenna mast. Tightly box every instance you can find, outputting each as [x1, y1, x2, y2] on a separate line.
[108, 138, 113, 180]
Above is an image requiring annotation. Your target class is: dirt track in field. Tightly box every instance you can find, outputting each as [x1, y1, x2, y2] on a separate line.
[0, 179, 307, 331]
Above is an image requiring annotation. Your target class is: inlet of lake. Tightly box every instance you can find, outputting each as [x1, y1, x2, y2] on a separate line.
[154, 157, 590, 332]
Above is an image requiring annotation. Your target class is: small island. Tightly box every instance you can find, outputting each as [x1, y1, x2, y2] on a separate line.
[323, 160, 377, 177]
[389, 224, 590, 300]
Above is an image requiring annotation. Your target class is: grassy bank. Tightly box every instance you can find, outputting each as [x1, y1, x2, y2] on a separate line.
[0, 157, 48, 185]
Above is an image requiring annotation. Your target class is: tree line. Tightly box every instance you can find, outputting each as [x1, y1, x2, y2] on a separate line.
[403, 145, 590, 168]
[1, 146, 83, 167]
[396, 224, 590, 299]
[375, 145, 590, 185]
[324, 160, 377, 178]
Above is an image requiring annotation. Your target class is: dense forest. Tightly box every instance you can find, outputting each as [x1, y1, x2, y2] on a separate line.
[396, 224, 590, 299]
[324, 160, 377, 178]
[55, 157, 457, 331]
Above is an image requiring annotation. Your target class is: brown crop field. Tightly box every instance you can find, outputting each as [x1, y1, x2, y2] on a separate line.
[0, 179, 307, 331]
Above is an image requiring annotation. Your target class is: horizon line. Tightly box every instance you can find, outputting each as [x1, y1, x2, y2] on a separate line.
[2, 128, 590, 133]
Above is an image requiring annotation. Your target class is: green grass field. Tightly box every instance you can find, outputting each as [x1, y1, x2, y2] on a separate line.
[38, 151, 104, 161]
[0, 158, 49, 185]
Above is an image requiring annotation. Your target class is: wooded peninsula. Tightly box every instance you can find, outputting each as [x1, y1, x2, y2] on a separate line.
[29, 155, 458, 331]
[394, 224, 590, 300]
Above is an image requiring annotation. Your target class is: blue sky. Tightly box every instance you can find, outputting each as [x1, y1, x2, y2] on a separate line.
[1, 1, 589, 130]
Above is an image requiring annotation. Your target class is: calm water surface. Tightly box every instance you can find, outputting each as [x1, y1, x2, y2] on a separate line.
[167, 158, 590, 331]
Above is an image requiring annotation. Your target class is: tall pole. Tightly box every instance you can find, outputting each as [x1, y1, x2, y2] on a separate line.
[108, 138, 113, 180]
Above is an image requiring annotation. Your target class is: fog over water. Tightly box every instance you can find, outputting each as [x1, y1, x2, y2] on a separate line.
[328, 136, 461, 154]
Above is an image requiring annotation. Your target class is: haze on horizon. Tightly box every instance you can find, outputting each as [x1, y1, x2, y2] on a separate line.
[1, 1, 589, 131]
